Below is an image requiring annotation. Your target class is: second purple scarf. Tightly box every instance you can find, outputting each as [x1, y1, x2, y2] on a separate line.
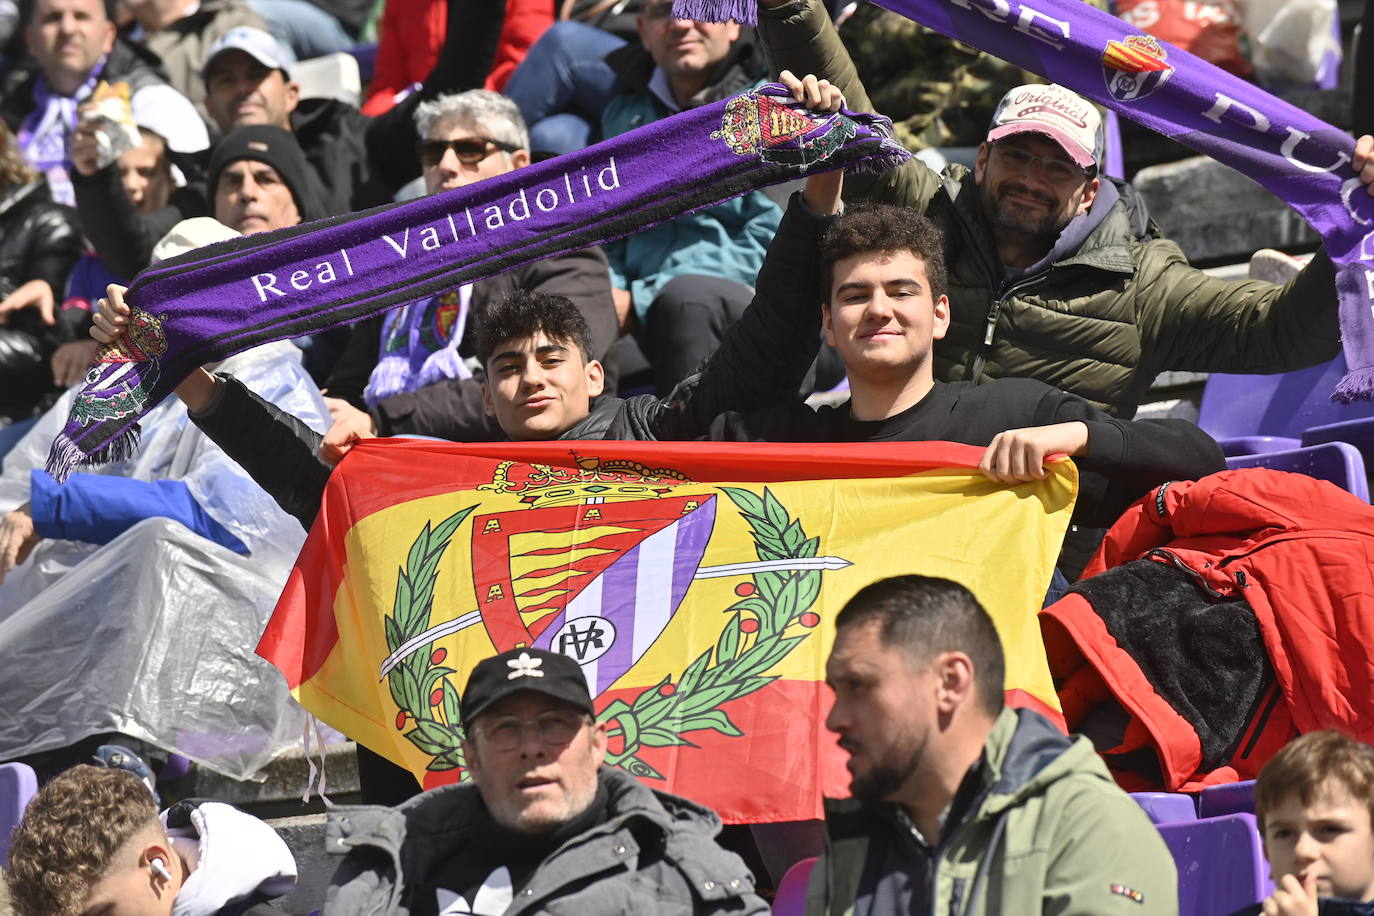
[677, 0, 1374, 405]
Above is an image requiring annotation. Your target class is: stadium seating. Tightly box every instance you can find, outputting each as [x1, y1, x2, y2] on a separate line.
[1197, 354, 1374, 457]
[1130, 791, 1197, 825]
[0, 761, 38, 862]
[1158, 813, 1272, 916]
[1224, 441, 1369, 502]
[1198, 780, 1257, 820]
[772, 856, 817, 916]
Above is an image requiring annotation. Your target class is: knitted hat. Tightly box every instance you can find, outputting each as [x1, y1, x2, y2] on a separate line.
[207, 125, 319, 221]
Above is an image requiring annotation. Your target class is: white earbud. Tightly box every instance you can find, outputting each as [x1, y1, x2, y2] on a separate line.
[149, 858, 172, 882]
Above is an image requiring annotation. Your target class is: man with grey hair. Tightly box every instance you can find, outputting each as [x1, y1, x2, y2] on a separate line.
[318, 88, 617, 473]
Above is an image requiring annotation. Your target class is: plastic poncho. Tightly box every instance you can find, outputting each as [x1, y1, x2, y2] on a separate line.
[0, 341, 327, 780]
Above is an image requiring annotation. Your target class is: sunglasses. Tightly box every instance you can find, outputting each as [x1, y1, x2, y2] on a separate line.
[419, 136, 522, 168]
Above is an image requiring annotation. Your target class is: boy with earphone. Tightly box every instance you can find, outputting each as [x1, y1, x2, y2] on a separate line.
[5, 764, 297, 916]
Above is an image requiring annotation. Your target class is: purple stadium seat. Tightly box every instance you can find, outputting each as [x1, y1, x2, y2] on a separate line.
[1224, 442, 1369, 502]
[772, 856, 816, 916]
[1131, 791, 1197, 825]
[1104, 108, 1124, 180]
[0, 761, 38, 862]
[1196, 354, 1374, 457]
[1199, 780, 1257, 819]
[1157, 813, 1273, 916]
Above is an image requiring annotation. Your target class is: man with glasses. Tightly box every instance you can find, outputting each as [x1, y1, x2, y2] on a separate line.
[756, 0, 1349, 426]
[323, 647, 769, 915]
[318, 89, 617, 453]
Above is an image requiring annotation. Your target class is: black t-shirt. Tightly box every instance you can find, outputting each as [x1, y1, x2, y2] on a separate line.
[410, 784, 610, 916]
[709, 378, 1225, 529]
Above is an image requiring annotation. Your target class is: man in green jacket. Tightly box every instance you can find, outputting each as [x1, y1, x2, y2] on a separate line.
[757, 0, 1350, 419]
[816, 574, 1176, 915]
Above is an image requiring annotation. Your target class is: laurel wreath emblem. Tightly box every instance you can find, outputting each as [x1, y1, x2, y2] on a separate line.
[384, 506, 478, 772]
[382, 487, 822, 779]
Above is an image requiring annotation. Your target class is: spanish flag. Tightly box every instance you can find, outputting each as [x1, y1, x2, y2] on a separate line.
[259, 440, 1076, 822]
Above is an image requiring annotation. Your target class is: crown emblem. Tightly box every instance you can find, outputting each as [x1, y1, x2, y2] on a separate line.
[477, 456, 692, 508]
[97, 310, 168, 364]
[1102, 34, 1170, 74]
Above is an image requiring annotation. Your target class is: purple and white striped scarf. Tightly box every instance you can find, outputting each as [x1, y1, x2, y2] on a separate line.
[363, 285, 474, 407]
[48, 83, 909, 480]
[676, 0, 1374, 404]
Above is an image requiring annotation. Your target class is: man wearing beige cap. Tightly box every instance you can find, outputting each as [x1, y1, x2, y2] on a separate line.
[756, 0, 1347, 429]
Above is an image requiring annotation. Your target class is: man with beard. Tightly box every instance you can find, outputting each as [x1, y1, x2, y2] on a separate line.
[817, 575, 1176, 915]
[754, 0, 1348, 423]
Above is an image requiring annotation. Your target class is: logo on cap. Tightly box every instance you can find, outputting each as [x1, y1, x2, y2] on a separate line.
[506, 652, 545, 680]
[1102, 35, 1174, 102]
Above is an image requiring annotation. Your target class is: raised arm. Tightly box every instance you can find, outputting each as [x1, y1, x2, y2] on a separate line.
[654, 74, 842, 438]
[92, 286, 332, 529]
[756, 0, 938, 208]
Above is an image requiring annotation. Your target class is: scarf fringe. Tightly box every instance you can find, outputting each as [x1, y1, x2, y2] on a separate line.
[1331, 367, 1374, 403]
[843, 144, 915, 176]
[363, 355, 414, 407]
[671, 0, 756, 24]
[45, 425, 142, 483]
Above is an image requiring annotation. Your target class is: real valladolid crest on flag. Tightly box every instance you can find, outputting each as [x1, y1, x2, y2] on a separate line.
[258, 440, 1077, 823]
[45, 85, 909, 481]
[672, 0, 1374, 404]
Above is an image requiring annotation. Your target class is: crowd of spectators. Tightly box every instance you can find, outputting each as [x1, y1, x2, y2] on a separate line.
[0, 0, 1372, 910]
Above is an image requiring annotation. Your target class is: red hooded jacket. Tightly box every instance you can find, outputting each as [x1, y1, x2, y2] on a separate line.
[1041, 468, 1374, 792]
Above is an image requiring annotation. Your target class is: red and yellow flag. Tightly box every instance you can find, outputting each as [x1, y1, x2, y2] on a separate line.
[259, 439, 1076, 823]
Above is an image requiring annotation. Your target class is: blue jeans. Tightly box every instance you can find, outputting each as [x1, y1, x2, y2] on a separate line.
[503, 21, 625, 156]
[247, 0, 355, 60]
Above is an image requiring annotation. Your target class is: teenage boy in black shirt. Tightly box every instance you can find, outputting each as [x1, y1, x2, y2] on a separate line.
[711, 176, 1226, 554]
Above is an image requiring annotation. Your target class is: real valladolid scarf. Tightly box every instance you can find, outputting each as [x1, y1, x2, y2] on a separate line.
[675, 0, 1374, 405]
[48, 85, 908, 480]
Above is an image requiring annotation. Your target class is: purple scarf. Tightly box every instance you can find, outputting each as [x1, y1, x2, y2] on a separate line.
[16, 60, 106, 206]
[363, 286, 473, 407]
[677, 0, 1374, 404]
[48, 84, 908, 480]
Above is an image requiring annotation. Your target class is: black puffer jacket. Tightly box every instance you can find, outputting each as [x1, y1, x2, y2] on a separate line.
[0, 179, 82, 416]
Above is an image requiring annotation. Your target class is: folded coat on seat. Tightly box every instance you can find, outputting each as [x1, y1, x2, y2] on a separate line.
[1040, 468, 1374, 793]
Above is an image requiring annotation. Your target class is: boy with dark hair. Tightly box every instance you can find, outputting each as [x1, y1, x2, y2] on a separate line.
[5, 765, 296, 916]
[1232, 731, 1374, 915]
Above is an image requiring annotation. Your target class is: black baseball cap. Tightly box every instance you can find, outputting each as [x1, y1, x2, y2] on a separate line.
[460, 648, 595, 729]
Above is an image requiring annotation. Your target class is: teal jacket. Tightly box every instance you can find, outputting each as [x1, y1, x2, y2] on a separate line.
[599, 39, 782, 319]
[809, 708, 1179, 916]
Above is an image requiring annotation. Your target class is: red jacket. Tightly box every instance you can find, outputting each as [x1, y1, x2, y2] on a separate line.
[1041, 469, 1374, 792]
[361, 0, 553, 115]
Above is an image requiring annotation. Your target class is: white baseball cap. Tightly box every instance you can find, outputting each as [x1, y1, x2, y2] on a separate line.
[202, 26, 296, 82]
[987, 83, 1103, 169]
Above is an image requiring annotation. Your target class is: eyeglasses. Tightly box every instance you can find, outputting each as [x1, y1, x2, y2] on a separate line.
[419, 136, 522, 168]
[476, 711, 587, 751]
[991, 143, 1093, 185]
[640, 2, 681, 21]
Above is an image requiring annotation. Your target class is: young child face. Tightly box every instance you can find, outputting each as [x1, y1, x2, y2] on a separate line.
[1262, 778, 1374, 902]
